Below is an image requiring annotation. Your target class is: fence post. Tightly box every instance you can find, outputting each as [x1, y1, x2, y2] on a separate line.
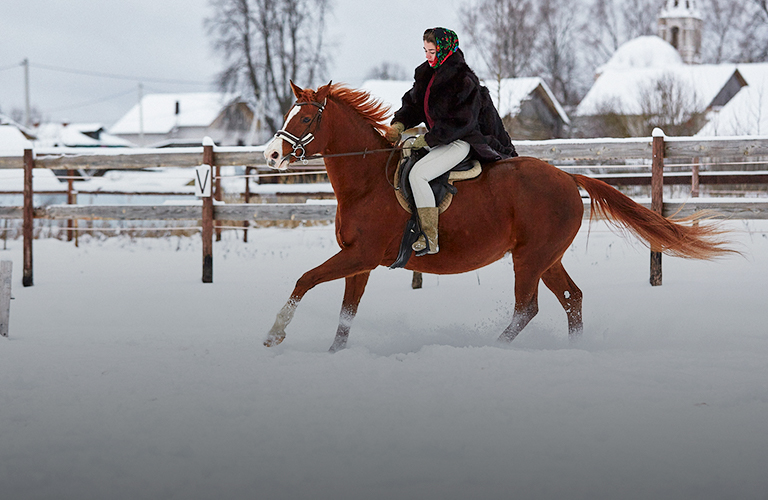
[691, 157, 700, 197]
[411, 271, 423, 290]
[215, 165, 222, 242]
[67, 169, 77, 245]
[243, 166, 251, 243]
[650, 128, 665, 287]
[202, 138, 215, 283]
[1, 260, 11, 338]
[23, 148, 34, 287]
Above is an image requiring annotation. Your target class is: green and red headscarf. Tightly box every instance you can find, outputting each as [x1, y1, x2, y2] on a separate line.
[429, 27, 459, 68]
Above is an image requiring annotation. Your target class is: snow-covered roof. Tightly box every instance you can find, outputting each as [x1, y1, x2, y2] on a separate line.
[33, 123, 102, 148]
[109, 92, 240, 135]
[597, 36, 683, 74]
[485, 77, 570, 125]
[697, 63, 768, 136]
[0, 124, 33, 157]
[0, 113, 37, 140]
[576, 64, 740, 116]
[362, 77, 569, 124]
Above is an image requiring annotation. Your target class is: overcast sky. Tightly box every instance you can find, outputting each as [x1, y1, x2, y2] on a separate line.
[0, 0, 460, 127]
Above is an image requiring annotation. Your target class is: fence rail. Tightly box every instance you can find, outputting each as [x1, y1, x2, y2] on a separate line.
[2, 132, 768, 286]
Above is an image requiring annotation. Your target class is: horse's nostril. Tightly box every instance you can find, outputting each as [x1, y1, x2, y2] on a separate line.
[270, 151, 279, 159]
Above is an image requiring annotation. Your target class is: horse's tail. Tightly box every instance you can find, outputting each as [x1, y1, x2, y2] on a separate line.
[572, 174, 737, 260]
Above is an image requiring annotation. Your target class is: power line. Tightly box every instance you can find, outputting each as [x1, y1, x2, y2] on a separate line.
[0, 62, 21, 72]
[48, 87, 138, 113]
[29, 62, 211, 86]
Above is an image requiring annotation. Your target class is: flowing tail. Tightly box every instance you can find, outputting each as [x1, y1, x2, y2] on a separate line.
[572, 174, 737, 260]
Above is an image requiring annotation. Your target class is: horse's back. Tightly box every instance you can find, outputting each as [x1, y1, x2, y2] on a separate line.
[473, 156, 584, 248]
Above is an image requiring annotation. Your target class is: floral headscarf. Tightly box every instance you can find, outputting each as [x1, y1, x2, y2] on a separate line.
[429, 27, 459, 68]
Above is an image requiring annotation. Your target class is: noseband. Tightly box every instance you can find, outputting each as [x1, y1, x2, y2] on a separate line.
[275, 98, 327, 165]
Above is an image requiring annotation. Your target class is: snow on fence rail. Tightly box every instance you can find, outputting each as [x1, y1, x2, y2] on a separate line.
[1, 132, 768, 286]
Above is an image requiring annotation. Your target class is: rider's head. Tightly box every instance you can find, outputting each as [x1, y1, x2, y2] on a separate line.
[423, 28, 459, 68]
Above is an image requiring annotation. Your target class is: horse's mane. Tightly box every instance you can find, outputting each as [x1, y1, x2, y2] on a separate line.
[295, 84, 392, 137]
[329, 84, 392, 135]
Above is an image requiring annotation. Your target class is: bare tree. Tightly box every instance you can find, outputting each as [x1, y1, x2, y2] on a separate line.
[752, 0, 768, 19]
[735, 7, 768, 62]
[638, 73, 706, 136]
[537, 0, 584, 106]
[701, 0, 768, 63]
[206, 0, 332, 134]
[459, 0, 539, 83]
[581, 0, 665, 69]
[364, 62, 408, 81]
[583, 0, 624, 63]
[702, 0, 744, 63]
[622, 0, 665, 38]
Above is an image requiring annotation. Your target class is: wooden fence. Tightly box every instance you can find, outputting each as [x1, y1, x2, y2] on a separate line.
[2, 131, 768, 287]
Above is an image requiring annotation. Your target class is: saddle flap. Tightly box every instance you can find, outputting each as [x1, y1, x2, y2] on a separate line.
[448, 160, 481, 182]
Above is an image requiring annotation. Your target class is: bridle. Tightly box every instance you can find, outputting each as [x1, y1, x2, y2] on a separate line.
[275, 98, 327, 165]
[272, 96, 405, 190]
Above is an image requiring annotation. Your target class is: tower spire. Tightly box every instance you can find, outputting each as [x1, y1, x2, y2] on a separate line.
[658, 0, 703, 64]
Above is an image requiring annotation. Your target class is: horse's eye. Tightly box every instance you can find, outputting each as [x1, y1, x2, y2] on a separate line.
[301, 116, 311, 123]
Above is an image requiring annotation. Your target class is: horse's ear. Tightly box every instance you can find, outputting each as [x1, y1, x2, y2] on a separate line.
[290, 80, 304, 99]
[315, 81, 333, 102]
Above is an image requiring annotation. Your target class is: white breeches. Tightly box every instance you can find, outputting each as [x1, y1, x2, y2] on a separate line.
[409, 139, 471, 208]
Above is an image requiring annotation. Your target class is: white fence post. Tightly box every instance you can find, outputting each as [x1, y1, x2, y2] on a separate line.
[1, 260, 11, 338]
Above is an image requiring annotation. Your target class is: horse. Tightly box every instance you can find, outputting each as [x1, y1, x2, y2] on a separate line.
[262, 81, 734, 352]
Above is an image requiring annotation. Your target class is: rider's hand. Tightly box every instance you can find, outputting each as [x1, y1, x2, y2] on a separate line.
[410, 135, 428, 150]
[385, 122, 405, 143]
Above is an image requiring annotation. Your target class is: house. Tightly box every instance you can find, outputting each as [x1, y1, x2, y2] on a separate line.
[0, 113, 36, 144]
[484, 78, 570, 140]
[574, 36, 747, 136]
[697, 63, 768, 136]
[573, 0, 761, 137]
[109, 93, 257, 147]
[361, 77, 570, 140]
[32, 122, 133, 148]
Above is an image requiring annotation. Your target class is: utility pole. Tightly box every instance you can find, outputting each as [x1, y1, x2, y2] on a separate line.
[138, 83, 145, 146]
[22, 58, 31, 127]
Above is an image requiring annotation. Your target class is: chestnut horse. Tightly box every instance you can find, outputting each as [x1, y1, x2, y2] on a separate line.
[263, 82, 733, 352]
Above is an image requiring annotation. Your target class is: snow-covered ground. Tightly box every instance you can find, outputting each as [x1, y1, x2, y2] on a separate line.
[1, 220, 767, 500]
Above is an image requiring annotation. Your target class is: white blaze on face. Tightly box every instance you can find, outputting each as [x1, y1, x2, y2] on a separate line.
[263, 105, 301, 171]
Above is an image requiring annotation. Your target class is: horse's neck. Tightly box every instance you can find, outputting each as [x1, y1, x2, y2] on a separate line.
[323, 106, 392, 197]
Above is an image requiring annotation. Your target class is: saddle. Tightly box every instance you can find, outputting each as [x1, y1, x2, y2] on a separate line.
[390, 148, 482, 269]
[393, 148, 482, 215]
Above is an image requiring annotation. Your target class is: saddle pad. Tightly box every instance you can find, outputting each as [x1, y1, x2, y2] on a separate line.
[394, 160, 482, 215]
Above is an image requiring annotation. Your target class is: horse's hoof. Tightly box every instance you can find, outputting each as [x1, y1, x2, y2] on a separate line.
[328, 339, 347, 353]
[264, 334, 285, 347]
[497, 332, 517, 343]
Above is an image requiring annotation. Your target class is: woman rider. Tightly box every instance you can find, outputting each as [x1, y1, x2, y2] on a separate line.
[386, 27, 516, 255]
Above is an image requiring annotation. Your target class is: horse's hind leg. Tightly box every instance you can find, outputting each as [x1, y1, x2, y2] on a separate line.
[541, 260, 583, 338]
[329, 271, 371, 352]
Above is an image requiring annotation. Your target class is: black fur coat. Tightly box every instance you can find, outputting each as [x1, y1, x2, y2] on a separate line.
[392, 49, 516, 163]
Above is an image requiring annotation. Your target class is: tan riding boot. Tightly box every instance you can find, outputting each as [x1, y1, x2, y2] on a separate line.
[412, 207, 440, 255]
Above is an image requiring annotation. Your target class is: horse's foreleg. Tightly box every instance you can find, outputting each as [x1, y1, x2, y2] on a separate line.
[264, 250, 375, 347]
[541, 261, 583, 339]
[499, 262, 541, 342]
[329, 271, 371, 352]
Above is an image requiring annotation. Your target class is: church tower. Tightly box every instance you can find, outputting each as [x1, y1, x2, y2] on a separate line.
[658, 0, 703, 64]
